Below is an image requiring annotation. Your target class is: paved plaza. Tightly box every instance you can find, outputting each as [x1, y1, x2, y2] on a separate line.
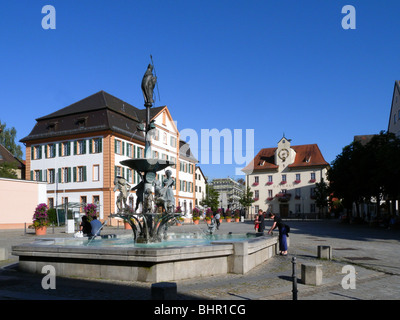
[0, 218, 399, 300]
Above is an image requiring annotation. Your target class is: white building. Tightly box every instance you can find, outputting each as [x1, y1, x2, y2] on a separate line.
[242, 136, 329, 218]
[194, 166, 207, 209]
[209, 177, 244, 211]
[21, 91, 199, 222]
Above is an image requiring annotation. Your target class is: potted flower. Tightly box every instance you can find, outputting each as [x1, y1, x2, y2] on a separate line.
[192, 208, 200, 225]
[32, 203, 50, 235]
[225, 210, 232, 223]
[234, 209, 241, 222]
[84, 203, 98, 222]
[175, 206, 184, 226]
[205, 208, 213, 224]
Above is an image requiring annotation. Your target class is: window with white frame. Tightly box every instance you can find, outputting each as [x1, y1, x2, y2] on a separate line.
[48, 169, 55, 184]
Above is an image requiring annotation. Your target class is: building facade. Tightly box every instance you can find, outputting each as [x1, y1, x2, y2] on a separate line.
[242, 136, 329, 218]
[21, 90, 198, 221]
[388, 80, 400, 137]
[210, 177, 245, 211]
[194, 166, 207, 209]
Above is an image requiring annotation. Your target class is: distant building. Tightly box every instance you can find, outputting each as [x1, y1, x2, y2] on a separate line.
[242, 136, 329, 218]
[194, 166, 207, 209]
[20, 90, 199, 220]
[209, 177, 245, 211]
[388, 80, 400, 137]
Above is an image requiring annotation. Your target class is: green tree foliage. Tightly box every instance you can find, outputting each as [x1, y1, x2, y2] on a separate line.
[0, 120, 23, 159]
[328, 131, 400, 217]
[0, 161, 18, 179]
[200, 185, 220, 212]
[239, 186, 255, 217]
[314, 178, 329, 217]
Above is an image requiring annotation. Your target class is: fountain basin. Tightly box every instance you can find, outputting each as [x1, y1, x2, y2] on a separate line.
[12, 234, 279, 282]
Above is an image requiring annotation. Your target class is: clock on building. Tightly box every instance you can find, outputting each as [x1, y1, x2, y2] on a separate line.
[278, 148, 289, 161]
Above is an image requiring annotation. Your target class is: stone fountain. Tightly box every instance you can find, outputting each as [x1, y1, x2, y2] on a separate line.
[110, 63, 181, 243]
[11, 63, 280, 283]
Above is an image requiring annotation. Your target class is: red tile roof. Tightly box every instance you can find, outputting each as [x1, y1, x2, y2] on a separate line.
[242, 144, 329, 173]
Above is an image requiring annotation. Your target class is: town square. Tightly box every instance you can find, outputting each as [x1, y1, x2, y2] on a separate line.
[0, 0, 399, 311]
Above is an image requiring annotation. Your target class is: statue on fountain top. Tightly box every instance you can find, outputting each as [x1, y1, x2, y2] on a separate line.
[141, 64, 157, 105]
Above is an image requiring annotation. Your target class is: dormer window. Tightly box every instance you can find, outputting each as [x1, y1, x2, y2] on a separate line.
[76, 117, 87, 128]
[46, 122, 57, 132]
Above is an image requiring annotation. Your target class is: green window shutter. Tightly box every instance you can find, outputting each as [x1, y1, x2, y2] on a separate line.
[68, 167, 71, 182]
[44, 145, 48, 158]
[58, 168, 61, 183]
[38, 146, 42, 159]
[58, 143, 62, 157]
[39, 170, 43, 181]
[74, 141, 77, 155]
[30, 171, 33, 181]
[99, 138, 102, 153]
[83, 166, 87, 181]
[82, 140, 86, 154]
[122, 141, 125, 156]
[115, 139, 117, 153]
[89, 139, 93, 154]
[73, 167, 77, 182]
[31, 146, 34, 160]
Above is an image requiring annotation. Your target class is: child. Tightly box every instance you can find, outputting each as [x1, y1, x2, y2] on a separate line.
[254, 215, 259, 231]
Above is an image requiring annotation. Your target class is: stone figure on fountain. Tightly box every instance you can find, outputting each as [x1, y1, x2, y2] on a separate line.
[113, 176, 131, 213]
[154, 170, 175, 214]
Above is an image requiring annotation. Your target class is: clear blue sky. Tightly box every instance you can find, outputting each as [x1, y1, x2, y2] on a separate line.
[1, 0, 400, 181]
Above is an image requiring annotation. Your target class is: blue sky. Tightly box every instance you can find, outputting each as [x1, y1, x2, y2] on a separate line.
[1, 0, 400, 181]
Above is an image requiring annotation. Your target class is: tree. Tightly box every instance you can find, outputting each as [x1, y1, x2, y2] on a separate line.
[314, 178, 329, 218]
[0, 120, 23, 159]
[328, 131, 400, 219]
[200, 185, 220, 212]
[239, 186, 255, 218]
[0, 161, 18, 179]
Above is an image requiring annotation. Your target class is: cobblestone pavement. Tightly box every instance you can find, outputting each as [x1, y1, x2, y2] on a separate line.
[0, 219, 399, 300]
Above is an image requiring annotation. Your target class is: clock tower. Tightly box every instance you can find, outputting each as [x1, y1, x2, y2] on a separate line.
[275, 136, 295, 167]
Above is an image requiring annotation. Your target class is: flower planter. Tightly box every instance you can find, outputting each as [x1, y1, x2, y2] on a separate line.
[35, 227, 47, 236]
[225, 218, 231, 223]
[206, 219, 211, 224]
[193, 220, 199, 225]
[235, 218, 240, 223]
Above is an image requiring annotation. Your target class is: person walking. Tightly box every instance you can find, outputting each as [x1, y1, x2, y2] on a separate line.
[215, 211, 221, 230]
[267, 212, 288, 256]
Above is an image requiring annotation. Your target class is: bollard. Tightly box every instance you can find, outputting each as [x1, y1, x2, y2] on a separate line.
[151, 282, 177, 300]
[292, 256, 298, 300]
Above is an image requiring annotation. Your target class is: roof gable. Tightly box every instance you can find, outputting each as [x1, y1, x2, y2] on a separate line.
[242, 143, 329, 173]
